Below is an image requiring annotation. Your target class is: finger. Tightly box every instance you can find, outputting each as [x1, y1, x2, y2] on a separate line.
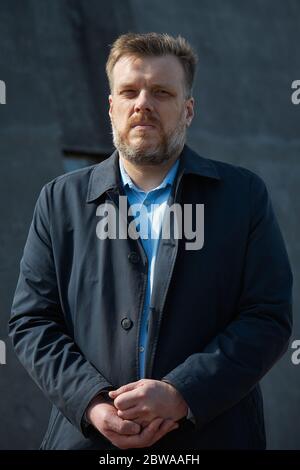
[109, 382, 139, 398]
[138, 419, 152, 428]
[117, 406, 140, 420]
[108, 414, 141, 435]
[139, 417, 164, 439]
[159, 419, 179, 434]
[113, 417, 164, 449]
[125, 415, 152, 427]
[148, 419, 179, 446]
[114, 390, 140, 411]
[106, 418, 171, 450]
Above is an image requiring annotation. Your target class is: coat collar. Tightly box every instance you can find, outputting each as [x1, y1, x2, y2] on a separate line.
[86, 144, 221, 203]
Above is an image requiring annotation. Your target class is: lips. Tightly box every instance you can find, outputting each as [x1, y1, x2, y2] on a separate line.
[132, 123, 155, 128]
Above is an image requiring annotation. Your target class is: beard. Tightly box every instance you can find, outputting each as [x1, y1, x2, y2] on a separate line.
[110, 110, 187, 166]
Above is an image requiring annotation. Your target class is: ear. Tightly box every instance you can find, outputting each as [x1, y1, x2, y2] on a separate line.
[108, 94, 113, 118]
[186, 97, 194, 127]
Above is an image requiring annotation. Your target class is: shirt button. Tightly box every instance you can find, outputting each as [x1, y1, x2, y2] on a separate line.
[121, 317, 133, 330]
[128, 251, 140, 264]
[139, 346, 145, 353]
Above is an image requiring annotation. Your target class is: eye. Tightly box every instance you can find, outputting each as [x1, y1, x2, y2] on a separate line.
[155, 90, 169, 95]
[120, 90, 137, 97]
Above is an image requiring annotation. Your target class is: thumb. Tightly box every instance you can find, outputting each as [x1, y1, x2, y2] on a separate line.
[109, 381, 138, 398]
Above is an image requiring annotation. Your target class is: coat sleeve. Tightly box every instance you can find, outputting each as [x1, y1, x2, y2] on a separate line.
[162, 173, 293, 431]
[8, 185, 113, 436]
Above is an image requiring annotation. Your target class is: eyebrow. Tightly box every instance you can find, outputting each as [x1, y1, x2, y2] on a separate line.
[117, 82, 176, 91]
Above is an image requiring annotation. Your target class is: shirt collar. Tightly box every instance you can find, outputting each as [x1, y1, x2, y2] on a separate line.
[118, 156, 179, 193]
[86, 144, 221, 203]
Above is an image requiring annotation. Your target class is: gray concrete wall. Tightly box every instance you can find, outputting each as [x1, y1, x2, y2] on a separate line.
[0, 0, 299, 449]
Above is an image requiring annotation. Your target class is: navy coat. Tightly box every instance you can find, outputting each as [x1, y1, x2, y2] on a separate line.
[9, 145, 293, 449]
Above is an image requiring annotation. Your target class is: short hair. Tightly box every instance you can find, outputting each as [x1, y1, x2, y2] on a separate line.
[106, 32, 198, 98]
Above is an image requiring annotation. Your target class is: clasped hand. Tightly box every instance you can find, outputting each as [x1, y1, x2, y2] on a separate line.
[86, 378, 188, 449]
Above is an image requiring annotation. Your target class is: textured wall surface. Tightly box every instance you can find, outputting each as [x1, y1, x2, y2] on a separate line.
[0, 0, 299, 449]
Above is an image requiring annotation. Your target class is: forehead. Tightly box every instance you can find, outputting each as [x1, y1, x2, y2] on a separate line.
[112, 54, 185, 89]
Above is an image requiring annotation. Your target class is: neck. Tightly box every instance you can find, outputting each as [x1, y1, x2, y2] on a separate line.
[119, 151, 181, 192]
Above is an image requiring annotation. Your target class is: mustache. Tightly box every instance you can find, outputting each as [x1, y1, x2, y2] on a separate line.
[129, 115, 160, 127]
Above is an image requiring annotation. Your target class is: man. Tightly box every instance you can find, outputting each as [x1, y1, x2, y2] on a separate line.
[9, 32, 293, 450]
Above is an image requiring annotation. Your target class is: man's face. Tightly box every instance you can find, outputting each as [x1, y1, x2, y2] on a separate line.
[109, 54, 194, 165]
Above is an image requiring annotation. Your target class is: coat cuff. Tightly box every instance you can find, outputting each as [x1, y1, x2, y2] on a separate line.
[161, 378, 196, 426]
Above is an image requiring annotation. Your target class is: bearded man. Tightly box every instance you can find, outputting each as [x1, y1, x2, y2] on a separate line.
[9, 32, 292, 450]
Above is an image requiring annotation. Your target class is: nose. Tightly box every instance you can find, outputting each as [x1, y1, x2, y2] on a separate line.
[133, 90, 154, 113]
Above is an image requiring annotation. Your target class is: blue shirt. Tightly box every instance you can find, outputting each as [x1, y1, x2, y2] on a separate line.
[119, 157, 179, 378]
